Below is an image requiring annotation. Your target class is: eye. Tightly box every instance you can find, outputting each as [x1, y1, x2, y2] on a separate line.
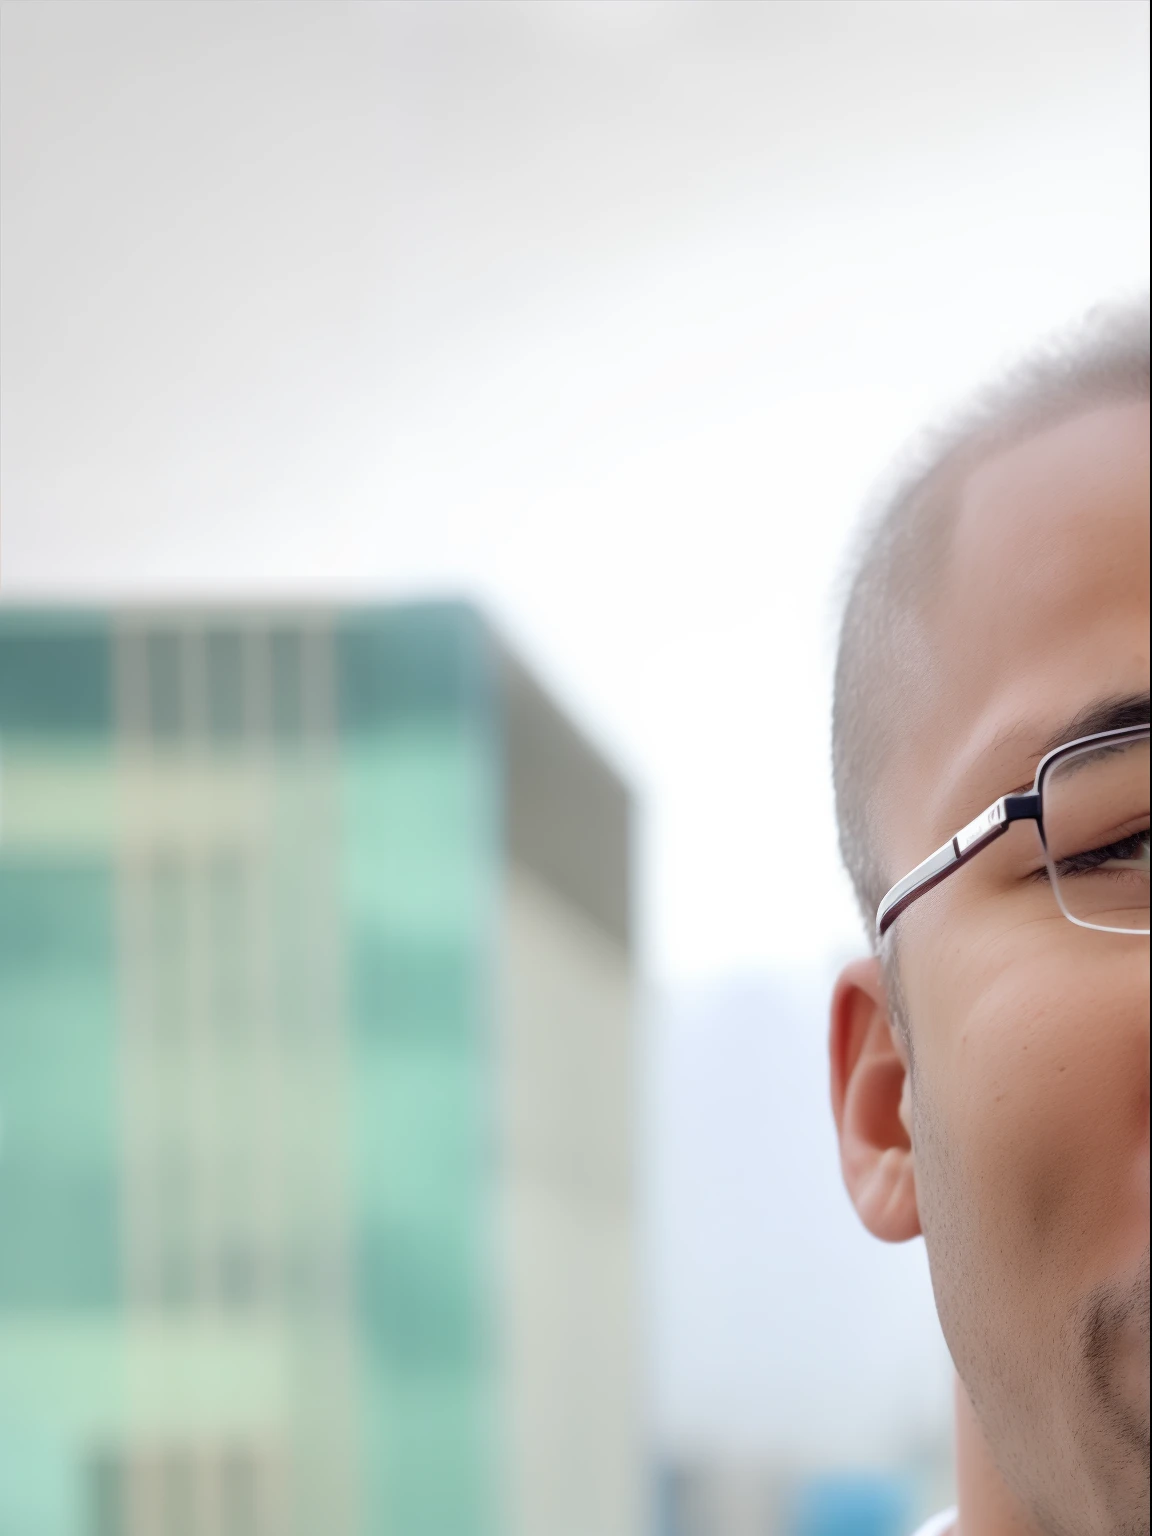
[1055, 828, 1150, 878]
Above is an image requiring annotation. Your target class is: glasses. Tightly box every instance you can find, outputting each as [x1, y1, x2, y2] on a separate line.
[876, 724, 1150, 942]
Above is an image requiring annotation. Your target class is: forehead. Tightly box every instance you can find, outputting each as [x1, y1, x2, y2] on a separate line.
[953, 399, 1149, 612]
[894, 399, 1149, 864]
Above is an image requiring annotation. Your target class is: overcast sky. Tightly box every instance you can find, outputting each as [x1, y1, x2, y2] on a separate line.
[2, 0, 1148, 1470]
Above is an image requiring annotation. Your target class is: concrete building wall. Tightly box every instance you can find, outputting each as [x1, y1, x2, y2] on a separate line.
[499, 863, 638, 1536]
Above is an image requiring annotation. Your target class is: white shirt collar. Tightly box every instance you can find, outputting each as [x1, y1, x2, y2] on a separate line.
[910, 1510, 957, 1536]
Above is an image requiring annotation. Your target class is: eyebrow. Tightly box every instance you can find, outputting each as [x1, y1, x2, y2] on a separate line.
[987, 692, 1151, 799]
[995, 691, 1152, 798]
[1036, 691, 1150, 759]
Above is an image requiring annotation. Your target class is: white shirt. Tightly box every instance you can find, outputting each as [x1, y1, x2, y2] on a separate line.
[911, 1511, 958, 1536]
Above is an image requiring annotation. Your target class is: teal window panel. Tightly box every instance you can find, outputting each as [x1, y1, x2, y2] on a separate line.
[0, 616, 111, 738]
[0, 863, 119, 1309]
[336, 606, 499, 1536]
[351, 1051, 489, 1203]
[356, 1226, 487, 1370]
[341, 730, 495, 944]
[349, 939, 478, 1047]
[336, 604, 491, 735]
[0, 1431, 82, 1536]
[362, 1379, 497, 1536]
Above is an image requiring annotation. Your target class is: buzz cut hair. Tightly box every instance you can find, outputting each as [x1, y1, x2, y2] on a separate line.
[832, 298, 1150, 941]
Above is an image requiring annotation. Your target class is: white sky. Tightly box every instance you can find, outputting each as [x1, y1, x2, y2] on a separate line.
[2, 0, 1148, 1471]
[3, 0, 1148, 983]
[647, 966, 956, 1466]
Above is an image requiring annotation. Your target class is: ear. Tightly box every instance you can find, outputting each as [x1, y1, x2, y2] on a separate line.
[829, 956, 921, 1242]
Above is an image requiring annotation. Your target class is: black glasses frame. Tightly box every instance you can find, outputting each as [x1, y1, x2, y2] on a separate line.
[875, 723, 1150, 941]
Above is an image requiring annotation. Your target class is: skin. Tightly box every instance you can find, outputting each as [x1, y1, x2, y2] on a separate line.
[830, 400, 1150, 1536]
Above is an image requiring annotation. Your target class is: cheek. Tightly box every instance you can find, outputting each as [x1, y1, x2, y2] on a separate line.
[907, 937, 1149, 1292]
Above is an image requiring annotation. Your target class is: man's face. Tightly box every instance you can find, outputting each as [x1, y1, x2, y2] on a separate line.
[874, 401, 1149, 1534]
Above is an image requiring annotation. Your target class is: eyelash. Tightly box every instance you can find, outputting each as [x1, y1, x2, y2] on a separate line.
[1053, 829, 1150, 878]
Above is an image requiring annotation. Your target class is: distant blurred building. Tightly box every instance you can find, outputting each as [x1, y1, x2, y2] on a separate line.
[656, 1458, 931, 1536]
[0, 602, 638, 1536]
[788, 1472, 910, 1536]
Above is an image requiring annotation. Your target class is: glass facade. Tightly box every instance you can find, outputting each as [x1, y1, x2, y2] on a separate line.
[0, 603, 637, 1536]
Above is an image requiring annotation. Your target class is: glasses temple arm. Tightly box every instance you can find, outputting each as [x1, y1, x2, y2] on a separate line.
[875, 791, 1041, 940]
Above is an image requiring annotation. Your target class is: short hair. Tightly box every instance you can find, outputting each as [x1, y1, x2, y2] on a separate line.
[832, 299, 1150, 940]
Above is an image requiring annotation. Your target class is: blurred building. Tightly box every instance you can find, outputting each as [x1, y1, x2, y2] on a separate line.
[0, 602, 638, 1536]
[656, 1452, 952, 1536]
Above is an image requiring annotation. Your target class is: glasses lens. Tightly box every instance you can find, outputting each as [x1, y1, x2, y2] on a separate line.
[1042, 734, 1150, 933]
